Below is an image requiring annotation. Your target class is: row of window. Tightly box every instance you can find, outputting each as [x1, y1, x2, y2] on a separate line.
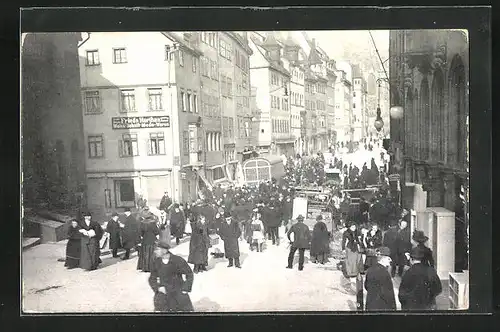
[292, 68, 304, 81]
[291, 92, 304, 107]
[87, 132, 166, 159]
[222, 117, 235, 138]
[201, 91, 220, 118]
[201, 32, 218, 48]
[182, 128, 203, 155]
[234, 48, 250, 73]
[270, 72, 289, 87]
[305, 82, 326, 94]
[305, 100, 316, 111]
[179, 90, 199, 113]
[220, 74, 233, 97]
[86, 48, 127, 66]
[219, 39, 233, 61]
[316, 100, 326, 111]
[271, 95, 289, 111]
[205, 131, 222, 151]
[200, 56, 219, 80]
[237, 117, 252, 138]
[272, 119, 290, 134]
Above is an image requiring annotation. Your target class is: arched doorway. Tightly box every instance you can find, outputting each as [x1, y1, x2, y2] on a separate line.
[419, 78, 430, 160]
[431, 69, 445, 161]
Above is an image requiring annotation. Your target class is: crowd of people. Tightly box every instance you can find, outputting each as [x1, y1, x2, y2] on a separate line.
[62, 147, 442, 312]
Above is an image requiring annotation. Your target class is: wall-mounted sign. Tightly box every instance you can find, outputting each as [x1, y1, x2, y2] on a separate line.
[112, 116, 170, 129]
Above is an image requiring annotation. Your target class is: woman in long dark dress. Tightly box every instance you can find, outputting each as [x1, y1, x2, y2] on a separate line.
[65, 219, 81, 269]
[137, 216, 160, 272]
[310, 216, 330, 264]
[342, 222, 363, 285]
[188, 214, 210, 273]
[79, 211, 104, 271]
[169, 204, 185, 245]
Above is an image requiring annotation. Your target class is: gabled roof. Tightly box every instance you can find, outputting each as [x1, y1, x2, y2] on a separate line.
[250, 35, 290, 77]
[261, 32, 281, 50]
[162, 32, 203, 56]
[283, 32, 300, 49]
[308, 39, 323, 66]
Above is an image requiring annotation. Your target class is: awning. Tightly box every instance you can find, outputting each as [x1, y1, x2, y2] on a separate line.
[207, 164, 226, 170]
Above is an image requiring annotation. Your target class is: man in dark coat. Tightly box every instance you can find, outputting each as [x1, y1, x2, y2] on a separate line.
[120, 208, 140, 260]
[286, 215, 311, 271]
[169, 203, 186, 245]
[395, 220, 412, 277]
[159, 191, 172, 212]
[148, 240, 194, 312]
[106, 212, 122, 258]
[265, 202, 281, 246]
[281, 196, 293, 230]
[364, 247, 396, 311]
[218, 211, 242, 268]
[383, 224, 399, 277]
[188, 214, 210, 273]
[398, 246, 442, 310]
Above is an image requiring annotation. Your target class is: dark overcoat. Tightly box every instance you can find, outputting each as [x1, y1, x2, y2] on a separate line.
[169, 210, 185, 238]
[148, 254, 194, 312]
[287, 222, 311, 249]
[281, 200, 293, 221]
[310, 221, 330, 256]
[417, 243, 435, 268]
[140, 220, 160, 246]
[365, 229, 384, 267]
[382, 227, 399, 259]
[159, 195, 172, 211]
[188, 221, 210, 265]
[364, 263, 397, 311]
[395, 227, 412, 266]
[121, 214, 140, 250]
[218, 220, 241, 258]
[398, 263, 442, 310]
[265, 206, 281, 227]
[106, 219, 122, 250]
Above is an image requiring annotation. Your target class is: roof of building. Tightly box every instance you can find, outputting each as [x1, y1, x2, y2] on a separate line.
[261, 32, 282, 49]
[250, 35, 290, 77]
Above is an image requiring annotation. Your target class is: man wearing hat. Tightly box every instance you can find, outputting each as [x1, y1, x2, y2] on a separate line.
[159, 191, 172, 212]
[106, 212, 122, 258]
[286, 215, 311, 271]
[394, 219, 412, 277]
[218, 211, 242, 268]
[148, 240, 194, 312]
[412, 230, 434, 268]
[364, 247, 396, 311]
[169, 203, 185, 245]
[120, 207, 141, 260]
[398, 246, 442, 310]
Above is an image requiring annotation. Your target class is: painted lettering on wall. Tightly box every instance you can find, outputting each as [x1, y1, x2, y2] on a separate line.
[111, 116, 171, 129]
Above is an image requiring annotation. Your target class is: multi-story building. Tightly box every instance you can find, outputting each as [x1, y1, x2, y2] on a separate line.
[78, 32, 204, 220]
[248, 32, 293, 157]
[22, 33, 87, 212]
[281, 33, 306, 155]
[389, 29, 469, 273]
[310, 42, 330, 152]
[326, 60, 338, 149]
[334, 68, 353, 146]
[352, 64, 369, 141]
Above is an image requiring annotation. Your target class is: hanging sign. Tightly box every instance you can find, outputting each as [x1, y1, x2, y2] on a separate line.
[112, 116, 170, 129]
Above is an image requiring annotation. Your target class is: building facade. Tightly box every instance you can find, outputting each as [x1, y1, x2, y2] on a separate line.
[334, 69, 353, 146]
[352, 64, 368, 142]
[326, 60, 338, 149]
[79, 32, 205, 220]
[248, 32, 294, 158]
[389, 29, 469, 272]
[22, 33, 87, 213]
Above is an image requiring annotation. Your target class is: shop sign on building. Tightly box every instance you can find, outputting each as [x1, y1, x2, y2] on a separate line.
[112, 116, 170, 129]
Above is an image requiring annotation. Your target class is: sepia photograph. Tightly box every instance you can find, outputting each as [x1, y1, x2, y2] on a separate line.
[21, 25, 471, 313]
